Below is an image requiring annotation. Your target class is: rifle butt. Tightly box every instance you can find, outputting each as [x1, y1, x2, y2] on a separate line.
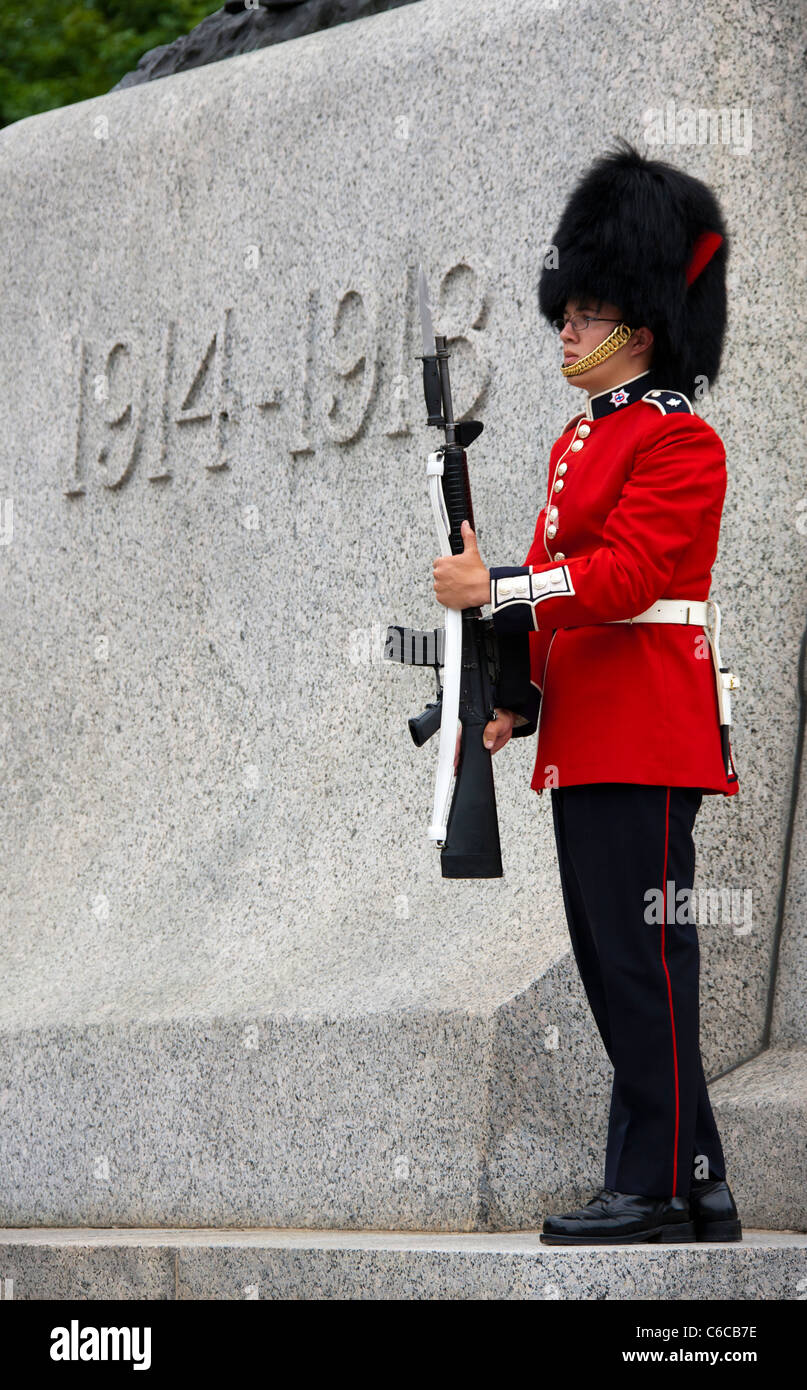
[439, 715, 503, 879]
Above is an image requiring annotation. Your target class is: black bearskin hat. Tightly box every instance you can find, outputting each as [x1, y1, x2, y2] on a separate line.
[538, 139, 729, 400]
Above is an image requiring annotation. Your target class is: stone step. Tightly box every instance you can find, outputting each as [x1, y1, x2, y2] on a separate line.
[1, 1228, 805, 1300]
[707, 1047, 807, 1230]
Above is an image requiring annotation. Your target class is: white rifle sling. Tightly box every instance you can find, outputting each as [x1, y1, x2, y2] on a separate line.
[427, 449, 461, 843]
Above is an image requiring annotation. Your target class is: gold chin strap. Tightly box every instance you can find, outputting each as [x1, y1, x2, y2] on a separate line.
[560, 322, 633, 377]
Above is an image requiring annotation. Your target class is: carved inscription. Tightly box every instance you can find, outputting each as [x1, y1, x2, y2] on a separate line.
[63, 263, 492, 495]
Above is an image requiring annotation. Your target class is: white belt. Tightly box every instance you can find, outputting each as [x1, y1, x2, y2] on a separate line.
[606, 598, 710, 625]
[604, 597, 739, 731]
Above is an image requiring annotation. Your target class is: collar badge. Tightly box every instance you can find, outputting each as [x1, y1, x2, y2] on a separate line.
[609, 389, 630, 408]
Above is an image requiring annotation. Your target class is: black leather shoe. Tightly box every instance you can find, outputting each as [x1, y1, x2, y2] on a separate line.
[689, 1178, 742, 1242]
[540, 1188, 695, 1245]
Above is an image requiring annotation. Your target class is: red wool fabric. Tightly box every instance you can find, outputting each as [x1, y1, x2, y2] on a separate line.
[522, 402, 739, 797]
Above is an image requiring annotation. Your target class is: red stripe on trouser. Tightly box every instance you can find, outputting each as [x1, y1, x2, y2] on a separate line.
[659, 786, 680, 1193]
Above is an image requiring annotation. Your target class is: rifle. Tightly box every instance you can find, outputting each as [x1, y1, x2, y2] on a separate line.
[385, 266, 539, 878]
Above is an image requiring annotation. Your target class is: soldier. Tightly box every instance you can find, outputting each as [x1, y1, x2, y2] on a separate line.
[433, 141, 742, 1244]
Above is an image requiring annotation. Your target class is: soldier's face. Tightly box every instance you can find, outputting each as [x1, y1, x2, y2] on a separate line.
[559, 297, 647, 393]
[559, 297, 624, 361]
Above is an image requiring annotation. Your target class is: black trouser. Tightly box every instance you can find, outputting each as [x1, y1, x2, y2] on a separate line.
[550, 782, 727, 1199]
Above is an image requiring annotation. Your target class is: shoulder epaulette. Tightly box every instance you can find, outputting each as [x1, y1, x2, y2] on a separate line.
[642, 389, 694, 415]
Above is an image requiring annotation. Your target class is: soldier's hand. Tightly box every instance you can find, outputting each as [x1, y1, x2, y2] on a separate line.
[484, 709, 516, 754]
[453, 711, 516, 774]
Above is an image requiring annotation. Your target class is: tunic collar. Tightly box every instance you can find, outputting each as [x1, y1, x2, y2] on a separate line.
[584, 369, 656, 421]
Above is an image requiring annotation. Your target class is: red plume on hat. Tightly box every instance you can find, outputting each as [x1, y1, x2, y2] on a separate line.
[538, 139, 729, 399]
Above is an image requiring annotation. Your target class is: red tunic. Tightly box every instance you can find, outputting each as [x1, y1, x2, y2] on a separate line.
[489, 375, 739, 798]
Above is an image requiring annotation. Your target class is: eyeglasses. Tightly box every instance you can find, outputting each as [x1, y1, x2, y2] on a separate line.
[552, 314, 624, 334]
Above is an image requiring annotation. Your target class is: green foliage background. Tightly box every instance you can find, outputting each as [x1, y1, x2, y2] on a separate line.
[0, 0, 218, 129]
